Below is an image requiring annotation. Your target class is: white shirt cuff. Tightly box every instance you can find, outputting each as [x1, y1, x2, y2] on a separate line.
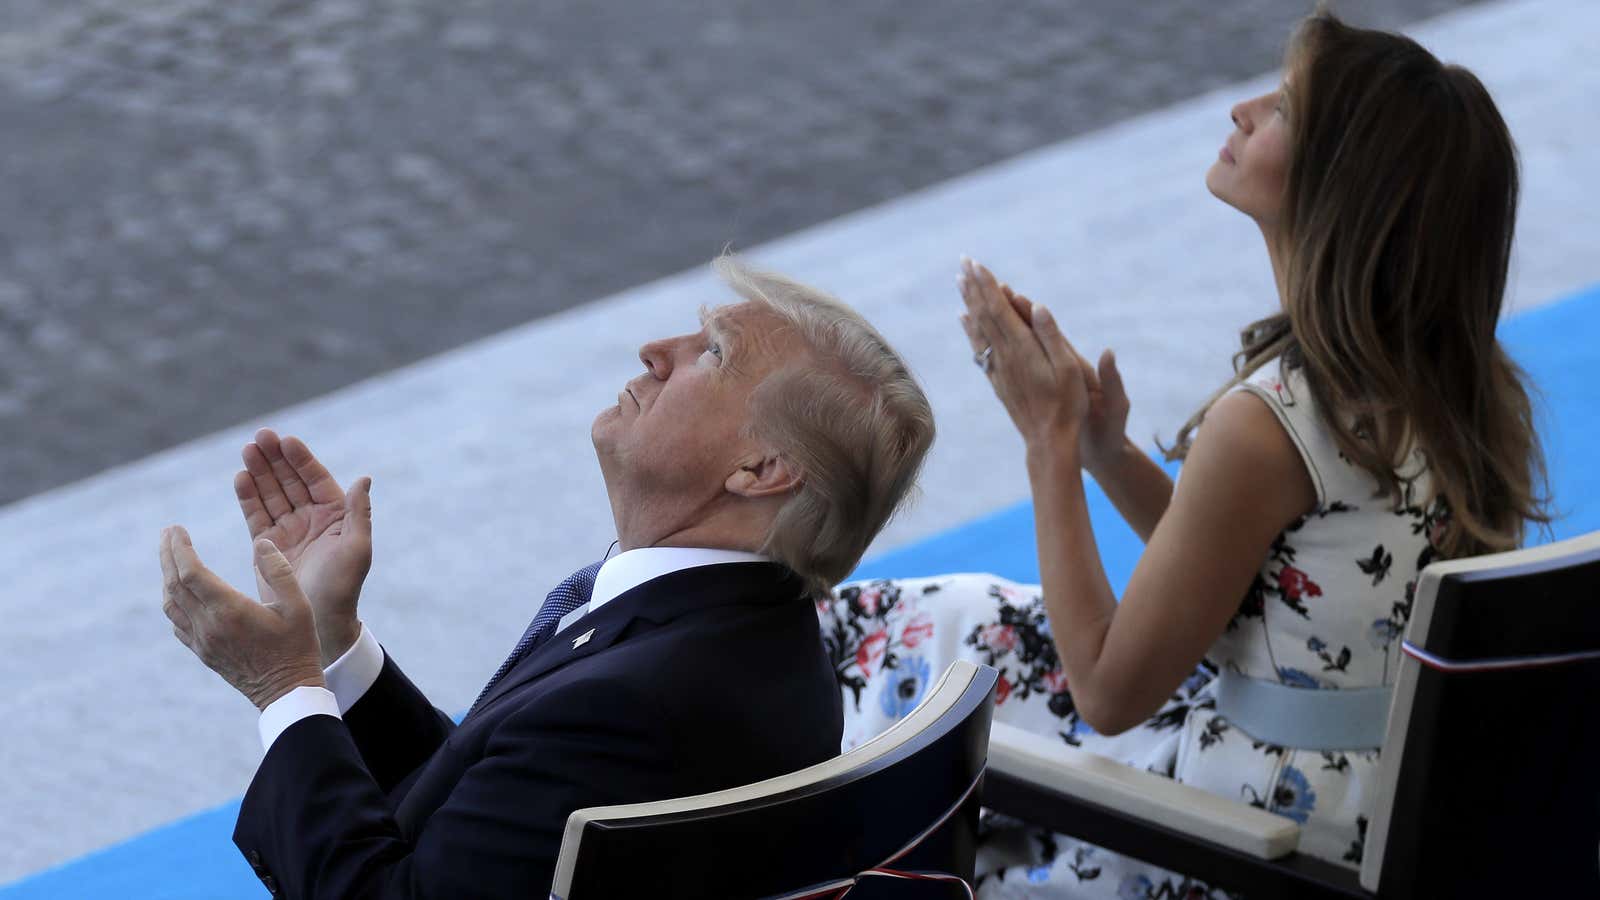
[324, 623, 384, 714]
[258, 686, 340, 753]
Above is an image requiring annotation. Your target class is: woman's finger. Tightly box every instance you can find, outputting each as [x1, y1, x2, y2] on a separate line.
[965, 259, 1034, 349]
[960, 313, 1003, 382]
[957, 265, 987, 319]
[1028, 303, 1082, 378]
[958, 312, 984, 352]
[958, 269, 1005, 358]
[1077, 348, 1101, 395]
[964, 263, 1039, 394]
[1007, 289, 1034, 325]
[1001, 283, 1034, 326]
[1010, 290, 1082, 386]
[1098, 348, 1127, 405]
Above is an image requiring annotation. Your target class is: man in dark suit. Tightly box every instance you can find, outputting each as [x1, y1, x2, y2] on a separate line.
[158, 257, 935, 898]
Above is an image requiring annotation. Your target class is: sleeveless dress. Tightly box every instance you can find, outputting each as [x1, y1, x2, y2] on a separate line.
[817, 356, 1446, 898]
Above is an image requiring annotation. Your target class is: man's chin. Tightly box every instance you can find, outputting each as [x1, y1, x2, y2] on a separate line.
[594, 403, 635, 454]
[588, 425, 623, 501]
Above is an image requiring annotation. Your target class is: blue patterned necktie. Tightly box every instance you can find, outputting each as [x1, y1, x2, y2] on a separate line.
[468, 560, 603, 716]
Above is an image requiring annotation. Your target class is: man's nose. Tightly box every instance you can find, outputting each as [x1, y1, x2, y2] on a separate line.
[639, 339, 673, 380]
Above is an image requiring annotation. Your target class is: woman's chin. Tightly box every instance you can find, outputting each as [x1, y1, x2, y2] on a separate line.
[1203, 166, 1228, 202]
[1203, 168, 1248, 214]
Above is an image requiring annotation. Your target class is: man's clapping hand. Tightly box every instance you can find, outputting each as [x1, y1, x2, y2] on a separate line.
[160, 527, 326, 710]
[236, 429, 372, 667]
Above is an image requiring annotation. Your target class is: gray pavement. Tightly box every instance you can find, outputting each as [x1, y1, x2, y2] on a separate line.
[0, 0, 1484, 508]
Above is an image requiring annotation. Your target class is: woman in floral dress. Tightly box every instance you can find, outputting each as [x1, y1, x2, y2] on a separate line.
[820, 11, 1550, 898]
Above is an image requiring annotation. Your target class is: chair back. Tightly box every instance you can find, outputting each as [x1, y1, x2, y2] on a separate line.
[548, 660, 997, 899]
[1361, 530, 1600, 896]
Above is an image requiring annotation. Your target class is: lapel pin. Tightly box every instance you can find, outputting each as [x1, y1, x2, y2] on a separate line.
[571, 628, 595, 649]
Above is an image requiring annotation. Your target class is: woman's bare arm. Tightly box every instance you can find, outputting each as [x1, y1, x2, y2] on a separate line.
[1086, 436, 1174, 544]
[1032, 390, 1313, 733]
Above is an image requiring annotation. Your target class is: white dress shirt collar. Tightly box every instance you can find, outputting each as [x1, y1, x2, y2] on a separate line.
[588, 546, 769, 613]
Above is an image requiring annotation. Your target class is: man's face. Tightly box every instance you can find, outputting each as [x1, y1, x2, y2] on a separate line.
[592, 301, 796, 524]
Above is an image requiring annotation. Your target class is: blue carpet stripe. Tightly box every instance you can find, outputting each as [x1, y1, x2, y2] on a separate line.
[5, 282, 1597, 899]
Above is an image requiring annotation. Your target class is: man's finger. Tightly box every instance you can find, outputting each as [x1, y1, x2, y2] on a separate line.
[159, 529, 186, 610]
[256, 429, 314, 509]
[242, 441, 293, 520]
[233, 470, 276, 537]
[254, 539, 309, 614]
[346, 476, 374, 539]
[282, 435, 344, 505]
[168, 526, 222, 608]
[171, 624, 195, 651]
[161, 528, 204, 625]
[162, 591, 194, 636]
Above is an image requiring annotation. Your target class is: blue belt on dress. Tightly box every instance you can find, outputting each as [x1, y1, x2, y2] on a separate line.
[1212, 670, 1391, 751]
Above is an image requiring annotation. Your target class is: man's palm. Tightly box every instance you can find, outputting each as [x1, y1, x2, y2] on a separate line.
[235, 429, 372, 664]
[254, 496, 367, 610]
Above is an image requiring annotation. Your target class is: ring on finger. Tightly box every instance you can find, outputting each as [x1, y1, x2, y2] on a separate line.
[973, 346, 994, 373]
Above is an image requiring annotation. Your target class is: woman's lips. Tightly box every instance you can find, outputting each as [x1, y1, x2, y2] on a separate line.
[1219, 143, 1236, 164]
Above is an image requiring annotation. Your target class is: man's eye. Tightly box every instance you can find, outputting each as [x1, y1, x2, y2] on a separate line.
[705, 343, 723, 362]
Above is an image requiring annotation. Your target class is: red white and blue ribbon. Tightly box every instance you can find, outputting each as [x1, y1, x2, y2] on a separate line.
[1401, 639, 1600, 673]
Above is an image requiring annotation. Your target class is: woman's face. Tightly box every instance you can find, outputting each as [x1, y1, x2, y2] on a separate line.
[1206, 82, 1292, 233]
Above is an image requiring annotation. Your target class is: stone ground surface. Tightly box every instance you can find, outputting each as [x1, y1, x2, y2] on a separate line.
[8, 0, 1599, 887]
[0, 0, 1481, 508]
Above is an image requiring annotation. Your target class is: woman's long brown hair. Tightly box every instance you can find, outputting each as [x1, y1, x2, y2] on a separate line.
[1166, 9, 1550, 558]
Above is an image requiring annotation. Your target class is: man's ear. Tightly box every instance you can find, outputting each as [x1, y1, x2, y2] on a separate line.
[725, 452, 803, 499]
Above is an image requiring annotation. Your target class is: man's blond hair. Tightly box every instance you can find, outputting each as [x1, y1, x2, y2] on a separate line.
[714, 255, 935, 595]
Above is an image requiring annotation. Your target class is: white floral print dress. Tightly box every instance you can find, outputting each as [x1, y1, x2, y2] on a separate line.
[817, 356, 1445, 898]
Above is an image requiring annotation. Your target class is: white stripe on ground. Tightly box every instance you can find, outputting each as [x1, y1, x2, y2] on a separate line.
[2, 0, 1595, 881]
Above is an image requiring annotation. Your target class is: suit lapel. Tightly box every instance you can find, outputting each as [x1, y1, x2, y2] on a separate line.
[469, 561, 800, 718]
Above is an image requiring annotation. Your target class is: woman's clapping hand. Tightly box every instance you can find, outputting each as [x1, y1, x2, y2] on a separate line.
[957, 257, 1130, 470]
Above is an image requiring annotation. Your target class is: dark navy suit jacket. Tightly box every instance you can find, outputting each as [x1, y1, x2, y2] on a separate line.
[233, 561, 843, 899]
